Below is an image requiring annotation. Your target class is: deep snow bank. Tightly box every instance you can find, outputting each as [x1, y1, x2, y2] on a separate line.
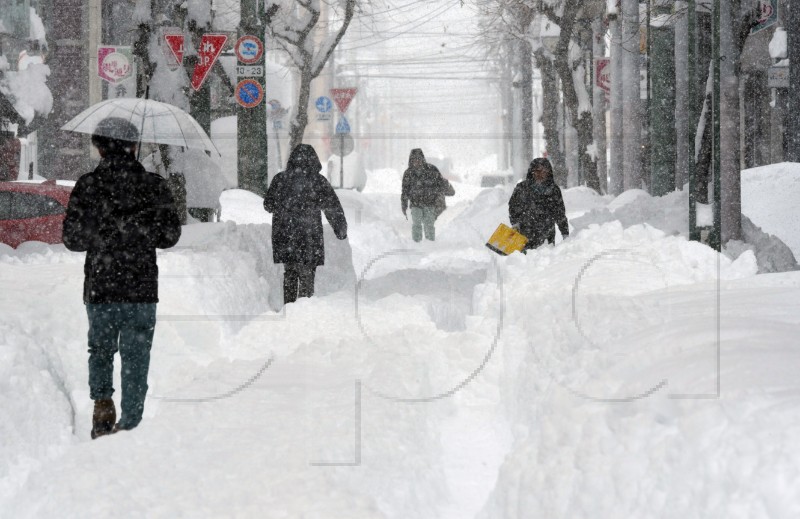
[471, 189, 800, 518]
[571, 186, 797, 273]
[742, 162, 800, 258]
[0, 221, 354, 501]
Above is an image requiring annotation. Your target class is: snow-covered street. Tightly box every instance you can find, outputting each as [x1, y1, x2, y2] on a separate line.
[2, 166, 800, 518]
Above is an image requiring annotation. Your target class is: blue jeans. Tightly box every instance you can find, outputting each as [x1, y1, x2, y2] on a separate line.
[410, 206, 437, 242]
[87, 303, 156, 430]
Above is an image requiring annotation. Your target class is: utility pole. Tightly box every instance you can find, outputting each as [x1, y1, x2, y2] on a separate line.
[592, 17, 608, 193]
[237, 0, 270, 196]
[788, 0, 800, 161]
[675, 0, 690, 191]
[688, 0, 702, 242]
[718, 0, 741, 243]
[622, 0, 642, 190]
[609, 7, 624, 196]
[650, 1, 676, 197]
[710, 0, 721, 251]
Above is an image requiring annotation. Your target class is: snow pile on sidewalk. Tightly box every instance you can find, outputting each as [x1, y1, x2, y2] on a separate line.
[473, 194, 800, 518]
[570, 182, 797, 273]
[741, 162, 800, 258]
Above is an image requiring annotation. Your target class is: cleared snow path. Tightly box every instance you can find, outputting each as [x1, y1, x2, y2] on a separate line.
[1, 181, 514, 518]
[5, 170, 798, 517]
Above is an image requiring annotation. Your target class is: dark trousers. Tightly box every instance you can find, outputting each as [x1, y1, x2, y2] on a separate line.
[86, 303, 156, 430]
[283, 263, 316, 304]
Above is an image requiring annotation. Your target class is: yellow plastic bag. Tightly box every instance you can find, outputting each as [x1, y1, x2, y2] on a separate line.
[486, 223, 528, 255]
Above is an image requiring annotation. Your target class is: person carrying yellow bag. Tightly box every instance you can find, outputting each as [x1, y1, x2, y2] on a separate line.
[508, 157, 569, 252]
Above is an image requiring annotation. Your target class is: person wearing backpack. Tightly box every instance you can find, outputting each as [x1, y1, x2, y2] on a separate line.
[401, 149, 454, 242]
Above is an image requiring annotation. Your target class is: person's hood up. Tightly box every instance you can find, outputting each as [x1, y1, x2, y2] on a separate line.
[526, 157, 555, 185]
[286, 144, 322, 175]
[408, 148, 426, 169]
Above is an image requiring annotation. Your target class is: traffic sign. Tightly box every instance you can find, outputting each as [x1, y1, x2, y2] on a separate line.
[235, 79, 264, 108]
[330, 134, 354, 157]
[164, 34, 185, 66]
[335, 116, 351, 134]
[751, 0, 778, 34]
[595, 58, 610, 94]
[97, 46, 134, 85]
[236, 65, 264, 77]
[315, 96, 333, 113]
[330, 88, 358, 113]
[768, 65, 789, 88]
[235, 35, 263, 64]
[191, 33, 228, 91]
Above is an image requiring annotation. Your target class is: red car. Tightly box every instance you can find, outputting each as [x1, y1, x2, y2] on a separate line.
[0, 180, 73, 248]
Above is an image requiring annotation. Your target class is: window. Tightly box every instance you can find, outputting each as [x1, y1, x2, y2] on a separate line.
[9, 192, 66, 220]
[0, 192, 11, 219]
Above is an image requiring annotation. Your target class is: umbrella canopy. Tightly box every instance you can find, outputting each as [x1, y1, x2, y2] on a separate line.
[60, 98, 219, 156]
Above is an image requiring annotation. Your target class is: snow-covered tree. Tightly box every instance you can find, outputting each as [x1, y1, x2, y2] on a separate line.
[265, 0, 361, 151]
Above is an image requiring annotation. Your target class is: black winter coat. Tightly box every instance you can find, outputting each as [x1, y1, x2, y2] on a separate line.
[401, 164, 454, 211]
[264, 145, 347, 266]
[508, 172, 569, 250]
[63, 153, 182, 303]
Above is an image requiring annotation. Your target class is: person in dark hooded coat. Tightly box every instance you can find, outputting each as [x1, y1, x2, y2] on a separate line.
[508, 157, 569, 251]
[62, 117, 182, 439]
[401, 148, 454, 242]
[264, 144, 347, 305]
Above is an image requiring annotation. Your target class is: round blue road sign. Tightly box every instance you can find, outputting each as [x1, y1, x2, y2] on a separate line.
[236, 79, 264, 108]
[315, 96, 333, 113]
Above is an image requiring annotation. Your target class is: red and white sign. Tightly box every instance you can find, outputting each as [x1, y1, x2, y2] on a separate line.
[164, 33, 185, 66]
[595, 58, 611, 95]
[191, 34, 228, 91]
[235, 79, 264, 109]
[330, 88, 358, 113]
[97, 46, 134, 85]
[235, 35, 263, 64]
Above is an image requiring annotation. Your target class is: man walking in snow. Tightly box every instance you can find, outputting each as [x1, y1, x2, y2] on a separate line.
[63, 117, 181, 438]
[264, 144, 347, 305]
[509, 157, 569, 251]
[401, 148, 454, 242]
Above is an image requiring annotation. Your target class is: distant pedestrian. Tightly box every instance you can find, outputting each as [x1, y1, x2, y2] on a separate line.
[508, 157, 569, 251]
[264, 144, 347, 305]
[401, 149, 454, 242]
[62, 117, 182, 439]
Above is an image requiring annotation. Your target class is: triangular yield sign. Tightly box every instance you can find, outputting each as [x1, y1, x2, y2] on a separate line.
[191, 34, 228, 91]
[330, 88, 358, 113]
[164, 34, 185, 65]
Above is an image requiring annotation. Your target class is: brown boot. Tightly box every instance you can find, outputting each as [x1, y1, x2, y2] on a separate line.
[91, 398, 116, 439]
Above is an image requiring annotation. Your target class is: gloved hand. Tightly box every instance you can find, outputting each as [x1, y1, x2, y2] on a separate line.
[402, 207, 408, 220]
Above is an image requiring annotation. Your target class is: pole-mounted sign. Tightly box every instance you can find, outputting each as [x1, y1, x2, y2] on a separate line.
[330, 88, 358, 113]
[164, 34, 185, 67]
[235, 79, 264, 108]
[751, 0, 778, 35]
[595, 58, 611, 95]
[97, 46, 134, 85]
[235, 35, 264, 64]
[191, 34, 228, 91]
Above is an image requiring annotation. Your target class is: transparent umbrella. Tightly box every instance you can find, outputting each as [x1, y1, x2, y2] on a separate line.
[60, 98, 220, 156]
